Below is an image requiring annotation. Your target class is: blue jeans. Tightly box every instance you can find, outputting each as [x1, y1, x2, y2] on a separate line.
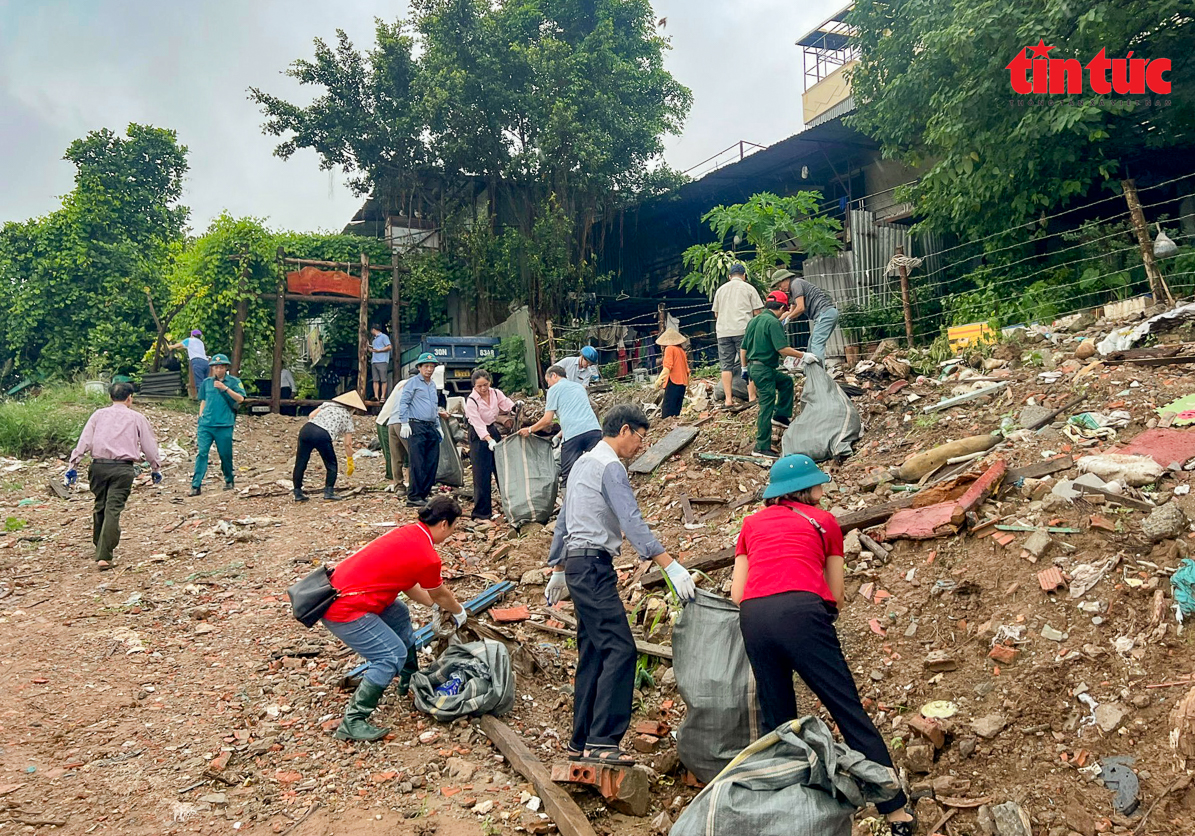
[190, 357, 210, 391]
[322, 600, 415, 689]
[808, 308, 840, 362]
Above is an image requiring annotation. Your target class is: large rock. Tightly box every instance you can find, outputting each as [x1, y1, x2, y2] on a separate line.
[972, 713, 1007, 739]
[1143, 503, 1189, 542]
[1094, 702, 1128, 733]
[977, 801, 1032, 836]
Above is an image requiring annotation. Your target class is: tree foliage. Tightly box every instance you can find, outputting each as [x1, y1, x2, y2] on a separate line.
[847, 0, 1195, 240]
[0, 124, 188, 378]
[249, 0, 691, 321]
[680, 192, 844, 297]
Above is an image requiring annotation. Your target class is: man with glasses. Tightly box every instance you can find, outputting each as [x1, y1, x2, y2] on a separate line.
[544, 404, 695, 766]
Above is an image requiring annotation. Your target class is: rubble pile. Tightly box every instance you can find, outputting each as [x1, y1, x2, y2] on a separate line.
[4, 300, 1195, 833]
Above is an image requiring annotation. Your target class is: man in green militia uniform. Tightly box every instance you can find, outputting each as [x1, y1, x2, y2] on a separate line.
[190, 353, 246, 495]
[740, 291, 807, 458]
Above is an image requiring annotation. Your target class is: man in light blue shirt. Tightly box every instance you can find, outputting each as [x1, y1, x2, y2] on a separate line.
[369, 325, 393, 401]
[519, 365, 602, 484]
[397, 353, 447, 507]
[558, 345, 601, 387]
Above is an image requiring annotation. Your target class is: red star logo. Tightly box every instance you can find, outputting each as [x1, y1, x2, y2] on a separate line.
[1027, 38, 1054, 59]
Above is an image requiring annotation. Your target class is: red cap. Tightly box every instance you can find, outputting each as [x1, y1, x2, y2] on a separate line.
[767, 290, 789, 305]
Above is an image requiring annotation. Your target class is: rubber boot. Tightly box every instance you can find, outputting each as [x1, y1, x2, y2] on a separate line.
[323, 487, 343, 501]
[395, 645, 420, 696]
[333, 680, 388, 741]
[293, 488, 309, 503]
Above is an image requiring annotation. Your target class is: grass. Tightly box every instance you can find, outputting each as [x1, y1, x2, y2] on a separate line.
[0, 385, 107, 459]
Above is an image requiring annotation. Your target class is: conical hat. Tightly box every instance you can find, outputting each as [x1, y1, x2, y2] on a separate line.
[331, 390, 367, 411]
[655, 327, 686, 347]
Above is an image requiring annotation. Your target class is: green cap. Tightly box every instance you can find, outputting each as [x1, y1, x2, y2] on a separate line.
[415, 352, 437, 366]
[770, 268, 796, 288]
[762, 454, 829, 499]
[210, 353, 231, 366]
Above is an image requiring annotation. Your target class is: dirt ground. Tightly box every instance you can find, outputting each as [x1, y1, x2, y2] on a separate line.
[5, 316, 1195, 835]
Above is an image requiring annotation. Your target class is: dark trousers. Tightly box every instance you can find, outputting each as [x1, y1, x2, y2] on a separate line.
[739, 591, 907, 815]
[293, 423, 337, 490]
[565, 552, 636, 750]
[749, 363, 793, 452]
[89, 461, 134, 563]
[469, 422, 503, 519]
[560, 429, 602, 487]
[407, 419, 440, 501]
[661, 380, 686, 418]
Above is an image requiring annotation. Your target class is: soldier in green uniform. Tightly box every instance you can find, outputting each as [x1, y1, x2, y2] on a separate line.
[739, 292, 806, 458]
[190, 353, 246, 495]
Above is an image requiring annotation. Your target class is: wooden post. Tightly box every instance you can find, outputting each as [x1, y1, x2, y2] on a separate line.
[270, 250, 286, 415]
[230, 252, 250, 375]
[390, 248, 401, 385]
[895, 244, 916, 349]
[546, 319, 557, 364]
[657, 302, 666, 334]
[357, 253, 371, 399]
[1123, 178, 1175, 306]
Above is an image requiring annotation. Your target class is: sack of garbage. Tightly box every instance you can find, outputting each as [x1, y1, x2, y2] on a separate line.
[670, 716, 901, 836]
[1077, 453, 1163, 486]
[435, 416, 465, 487]
[494, 434, 559, 526]
[780, 361, 861, 462]
[673, 589, 762, 783]
[411, 639, 515, 721]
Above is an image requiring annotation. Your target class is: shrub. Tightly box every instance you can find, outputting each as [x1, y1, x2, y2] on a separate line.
[0, 386, 107, 458]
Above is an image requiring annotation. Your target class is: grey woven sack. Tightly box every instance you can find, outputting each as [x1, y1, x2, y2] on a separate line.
[411, 639, 515, 721]
[494, 433, 559, 526]
[672, 589, 762, 783]
[435, 416, 465, 487]
[670, 716, 901, 836]
[781, 360, 861, 462]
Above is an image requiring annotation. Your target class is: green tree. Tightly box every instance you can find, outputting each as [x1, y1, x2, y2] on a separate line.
[0, 124, 188, 378]
[249, 0, 691, 321]
[847, 0, 1195, 241]
[680, 191, 844, 297]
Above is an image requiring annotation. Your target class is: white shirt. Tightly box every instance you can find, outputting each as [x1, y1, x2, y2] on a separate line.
[712, 278, 764, 338]
[280, 369, 295, 389]
[183, 337, 207, 361]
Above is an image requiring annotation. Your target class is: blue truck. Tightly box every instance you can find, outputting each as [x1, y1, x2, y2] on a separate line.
[401, 335, 501, 396]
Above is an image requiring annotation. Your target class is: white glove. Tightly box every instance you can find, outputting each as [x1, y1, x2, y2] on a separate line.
[399, 423, 411, 439]
[487, 438, 497, 452]
[452, 608, 468, 628]
[662, 560, 696, 604]
[801, 352, 822, 367]
[545, 570, 569, 605]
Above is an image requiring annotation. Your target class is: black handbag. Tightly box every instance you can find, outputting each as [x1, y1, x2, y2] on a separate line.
[287, 565, 339, 628]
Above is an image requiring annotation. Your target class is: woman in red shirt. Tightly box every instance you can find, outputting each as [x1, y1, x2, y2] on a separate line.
[322, 496, 468, 742]
[654, 328, 690, 419]
[731, 455, 913, 835]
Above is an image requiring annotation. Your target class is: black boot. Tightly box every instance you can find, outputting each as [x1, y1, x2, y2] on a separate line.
[333, 680, 388, 741]
[323, 487, 343, 501]
[395, 645, 420, 696]
[188, 486, 201, 496]
[293, 488, 309, 503]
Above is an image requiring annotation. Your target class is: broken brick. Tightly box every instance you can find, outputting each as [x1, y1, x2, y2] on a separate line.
[1037, 566, 1066, 592]
[988, 644, 1020, 665]
[489, 606, 531, 624]
[908, 715, 946, 749]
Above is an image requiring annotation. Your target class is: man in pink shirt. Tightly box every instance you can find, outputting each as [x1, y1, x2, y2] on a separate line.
[464, 369, 519, 520]
[66, 382, 163, 570]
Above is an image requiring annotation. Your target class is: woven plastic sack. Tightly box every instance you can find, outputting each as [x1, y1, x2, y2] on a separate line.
[411, 639, 515, 721]
[673, 589, 762, 783]
[780, 361, 861, 462]
[434, 416, 465, 487]
[670, 717, 901, 836]
[494, 434, 559, 526]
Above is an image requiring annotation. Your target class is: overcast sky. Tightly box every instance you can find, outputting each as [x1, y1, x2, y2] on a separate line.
[0, 0, 843, 234]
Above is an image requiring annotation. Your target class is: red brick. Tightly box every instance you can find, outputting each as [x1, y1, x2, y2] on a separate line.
[988, 644, 1020, 665]
[209, 751, 232, 772]
[908, 715, 946, 749]
[490, 605, 531, 624]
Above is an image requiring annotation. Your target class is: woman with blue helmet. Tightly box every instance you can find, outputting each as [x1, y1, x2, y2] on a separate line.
[732, 454, 915, 835]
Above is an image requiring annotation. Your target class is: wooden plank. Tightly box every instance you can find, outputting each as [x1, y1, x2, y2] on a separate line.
[357, 253, 370, 398]
[1002, 455, 1074, 488]
[835, 495, 918, 534]
[1078, 486, 1155, 512]
[696, 452, 770, 467]
[680, 495, 695, 526]
[477, 716, 598, 836]
[1115, 355, 1195, 367]
[641, 546, 735, 588]
[1024, 393, 1086, 431]
[522, 621, 672, 659]
[698, 492, 757, 523]
[629, 426, 699, 474]
[922, 381, 1008, 414]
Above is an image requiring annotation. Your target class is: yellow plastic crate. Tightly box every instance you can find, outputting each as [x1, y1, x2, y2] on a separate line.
[947, 322, 996, 353]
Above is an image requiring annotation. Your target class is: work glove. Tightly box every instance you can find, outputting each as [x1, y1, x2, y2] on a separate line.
[801, 353, 822, 367]
[663, 560, 697, 604]
[151, 471, 163, 485]
[65, 469, 78, 487]
[513, 400, 524, 410]
[545, 570, 569, 605]
[399, 423, 412, 439]
[740, 367, 749, 382]
[346, 456, 355, 476]
[487, 438, 497, 452]
[452, 608, 468, 629]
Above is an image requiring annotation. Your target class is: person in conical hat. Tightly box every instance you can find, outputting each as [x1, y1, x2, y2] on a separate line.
[653, 328, 689, 419]
[293, 389, 368, 502]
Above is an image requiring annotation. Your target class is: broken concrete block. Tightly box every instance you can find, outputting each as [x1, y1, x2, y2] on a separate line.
[977, 801, 1031, 836]
[843, 528, 863, 556]
[972, 713, 1007, 739]
[1022, 529, 1052, 559]
[924, 650, 958, 672]
[1041, 624, 1068, 642]
[1094, 702, 1128, 733]
[1142, 502, 1189, 542]
[904, 740, 935, 774]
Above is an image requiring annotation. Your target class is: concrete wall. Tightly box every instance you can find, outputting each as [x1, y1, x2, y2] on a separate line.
[802, 61, 856, 125]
